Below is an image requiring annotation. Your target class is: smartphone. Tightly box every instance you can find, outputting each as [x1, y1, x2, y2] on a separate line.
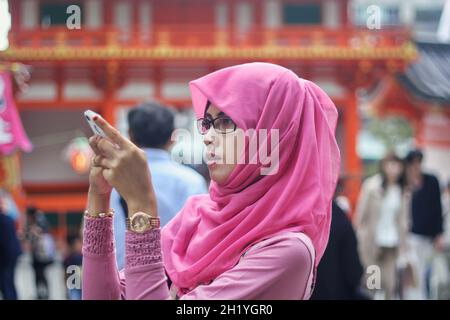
[84, 109, 107, 139]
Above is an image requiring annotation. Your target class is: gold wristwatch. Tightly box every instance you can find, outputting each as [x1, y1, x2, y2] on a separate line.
[126, 212, 160, 233]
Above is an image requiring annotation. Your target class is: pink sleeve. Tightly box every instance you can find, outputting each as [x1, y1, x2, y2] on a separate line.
[82, 216, 126, 300]
[124, 229, 171, 300]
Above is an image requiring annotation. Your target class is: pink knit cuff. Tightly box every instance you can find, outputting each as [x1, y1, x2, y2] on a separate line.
[125, 229, 162, 268]
[82, 216, 115, 255]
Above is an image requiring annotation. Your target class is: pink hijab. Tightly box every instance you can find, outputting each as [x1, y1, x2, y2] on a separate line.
[161, 62, 340, 293]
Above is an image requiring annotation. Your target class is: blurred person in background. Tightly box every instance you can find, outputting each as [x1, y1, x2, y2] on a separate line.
[355, 152, 410, 300]
[440, 180, 450, 249]
[111, 102, 208, 270]
[63, 234, 83, 300]
[0, 189, 20, 222]
[433, 180, 450, 299]
[311, 178, 366, 300]
[0, 194, 22, 300]
[25, 207, 56, 300]
[404, 149, 444, 299]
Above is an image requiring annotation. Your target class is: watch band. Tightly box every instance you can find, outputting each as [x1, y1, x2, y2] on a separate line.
[125, 218, 161, 229]
[126, 212, 160, 233]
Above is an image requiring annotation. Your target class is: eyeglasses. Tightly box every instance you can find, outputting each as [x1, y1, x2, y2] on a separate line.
[196, 116, 237, 135]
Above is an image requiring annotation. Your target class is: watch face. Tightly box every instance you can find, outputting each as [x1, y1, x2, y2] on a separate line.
[131, 213, 150, 233]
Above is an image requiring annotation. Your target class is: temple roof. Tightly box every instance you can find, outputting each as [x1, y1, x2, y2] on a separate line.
[398, 42, 450, 104]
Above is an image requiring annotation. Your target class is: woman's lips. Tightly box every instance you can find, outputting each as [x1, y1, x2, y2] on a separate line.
[206, 158, 221, 165]
[206, 152, 221, 166]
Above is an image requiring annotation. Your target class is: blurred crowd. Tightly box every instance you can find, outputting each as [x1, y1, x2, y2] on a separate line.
[1, 103, 449, 300]
[313, 149, 450, 300]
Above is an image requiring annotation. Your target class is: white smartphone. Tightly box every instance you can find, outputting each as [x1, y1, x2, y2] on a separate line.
[84, 109, 107, 139]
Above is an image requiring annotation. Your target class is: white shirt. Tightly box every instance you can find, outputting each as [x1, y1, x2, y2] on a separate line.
[375, 185, 402, 248]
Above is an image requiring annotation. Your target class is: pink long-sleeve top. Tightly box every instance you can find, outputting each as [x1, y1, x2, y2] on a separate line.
[82, 216, 315, 300]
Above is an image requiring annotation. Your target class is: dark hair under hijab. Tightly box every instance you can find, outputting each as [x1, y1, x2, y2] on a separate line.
[127, 102, 175, 149]
[204, 101, 211, 118]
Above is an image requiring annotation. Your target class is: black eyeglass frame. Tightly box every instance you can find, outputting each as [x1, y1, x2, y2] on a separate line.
[196, 116, 237, 135]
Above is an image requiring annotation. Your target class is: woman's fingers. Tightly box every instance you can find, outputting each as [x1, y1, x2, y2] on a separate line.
[93, 116, 131, 149]
[88, 135, 101, 155]
[89, 134, 115, 158]
[96, 137, 118, 159]
[92, 155, 114, 169]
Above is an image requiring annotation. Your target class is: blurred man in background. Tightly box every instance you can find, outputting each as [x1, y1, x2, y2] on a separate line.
[405, 149, 444, 299]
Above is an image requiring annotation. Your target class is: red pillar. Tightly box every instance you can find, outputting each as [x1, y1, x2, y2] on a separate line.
[9, 0, 21, 30]
[344, 89, 362, 218]
[56, 65, 63, 104]
[104, 0, 114, 27]
[253, 0, 262, 27]
[341, 0, 349, 27]
[132, 0, 139, 45]
[103, 61, 118, 125]
[8, 0, 21, 46]
[154, 64, 162, 101]
[229, 0, 236, 46]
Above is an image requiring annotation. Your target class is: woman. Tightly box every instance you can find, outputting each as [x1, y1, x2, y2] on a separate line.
[355, 153, 410, 300]
[82, 62, 340, 300]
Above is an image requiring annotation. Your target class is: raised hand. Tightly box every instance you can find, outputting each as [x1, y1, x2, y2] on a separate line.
[88, 116, 158, 218]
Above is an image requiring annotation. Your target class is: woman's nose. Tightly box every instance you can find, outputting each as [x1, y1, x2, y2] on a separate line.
[203, 127, 216, 146]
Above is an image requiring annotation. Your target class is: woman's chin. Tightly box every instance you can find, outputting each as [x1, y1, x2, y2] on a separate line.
[208, 165, 226, 185]
[208, 162, 236, 185]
